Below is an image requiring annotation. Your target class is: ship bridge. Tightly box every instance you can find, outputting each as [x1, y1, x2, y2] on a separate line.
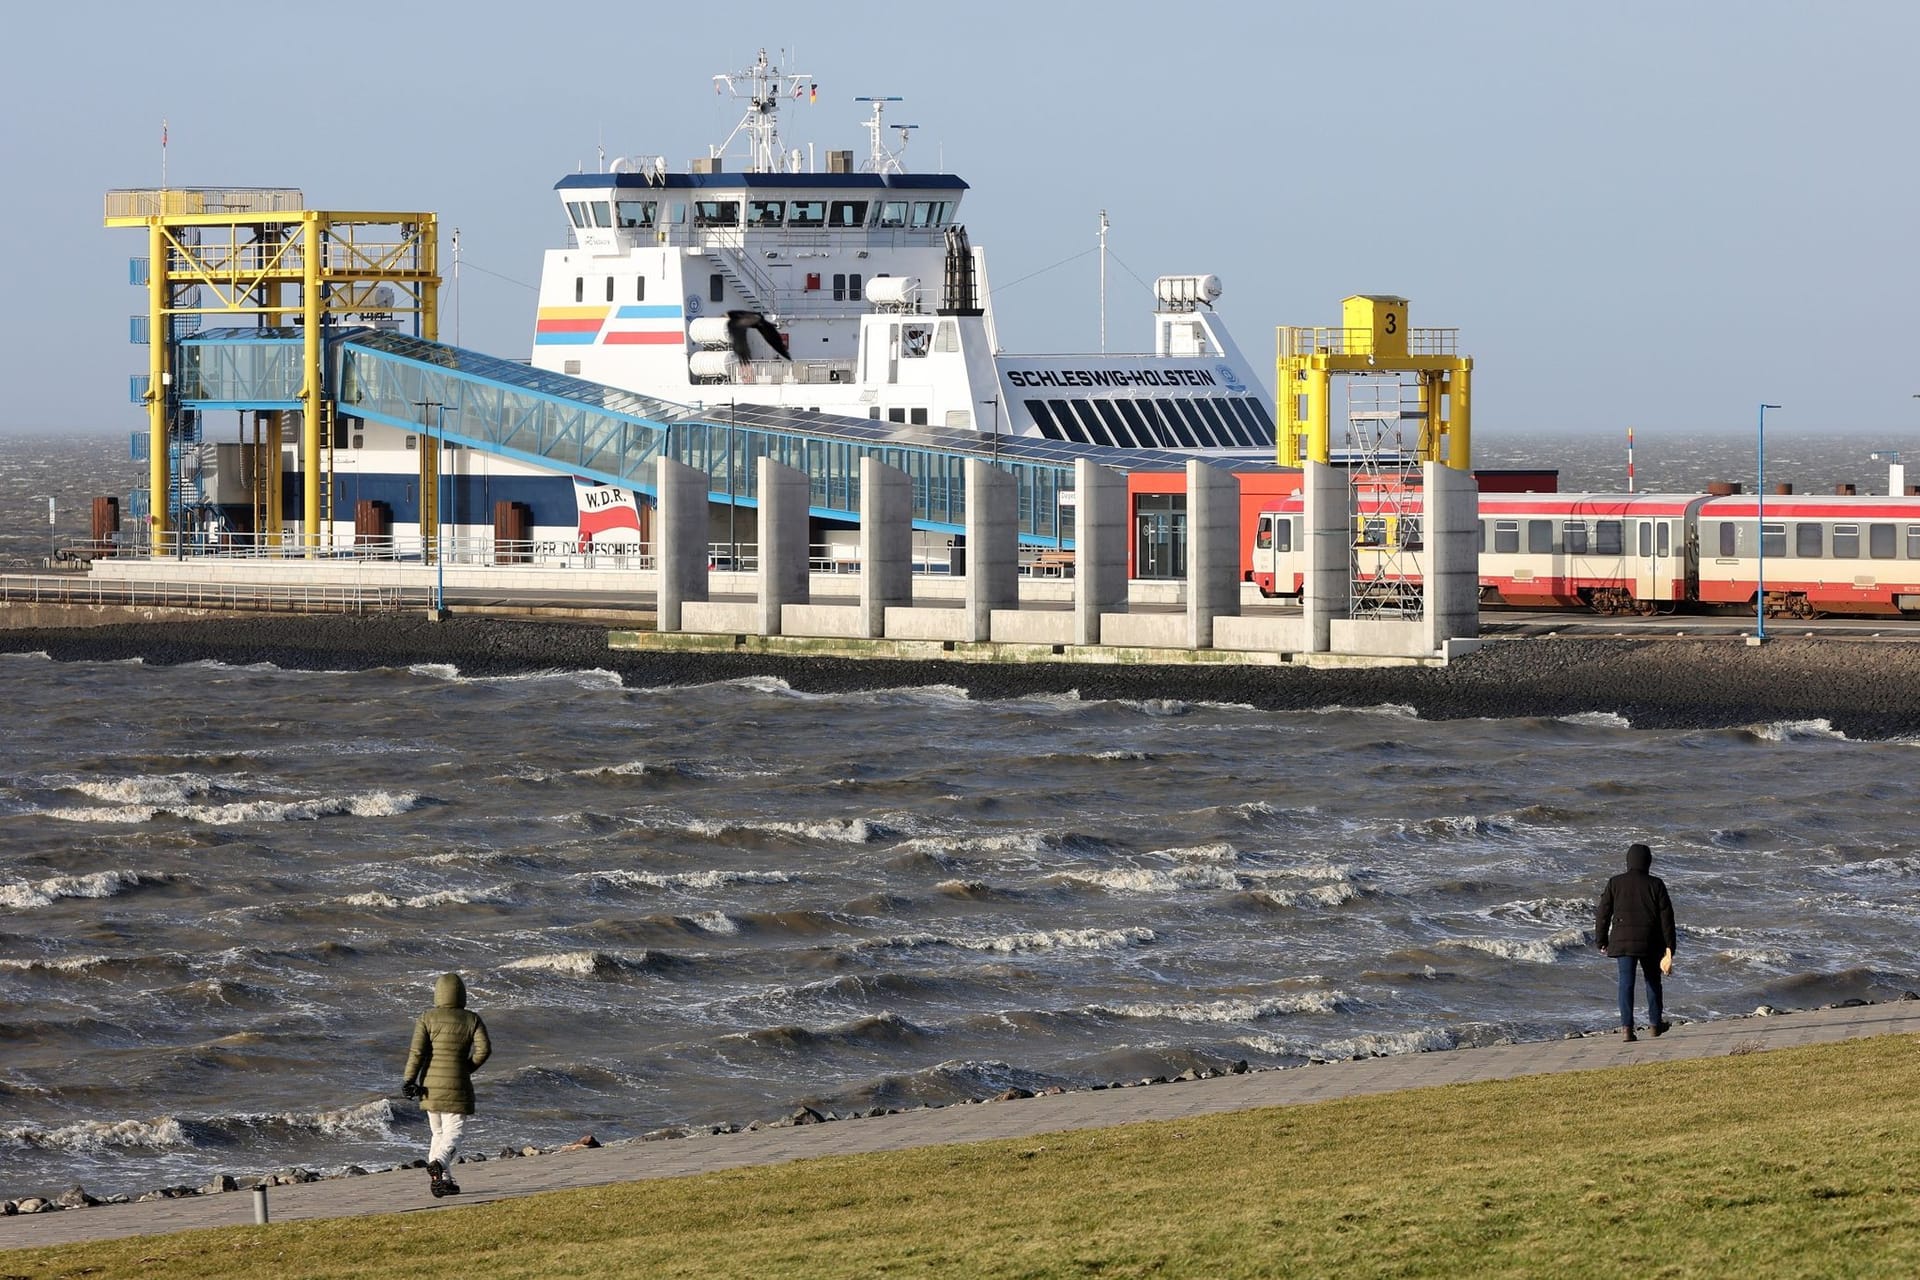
[170, 327, 1256, 545]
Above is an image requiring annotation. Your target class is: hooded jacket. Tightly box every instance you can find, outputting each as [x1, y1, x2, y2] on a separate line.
[1596, 845, 1677, 959]
[403, 973, 492, 1115]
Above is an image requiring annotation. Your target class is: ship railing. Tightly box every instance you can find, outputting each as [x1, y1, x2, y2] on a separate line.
[1277, 326, 1460, 358]
[110, 532, 662, 573]
[0, 573, 403, 613]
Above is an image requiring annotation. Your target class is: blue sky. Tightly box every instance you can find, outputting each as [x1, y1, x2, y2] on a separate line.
[2, 0, 1914, 441]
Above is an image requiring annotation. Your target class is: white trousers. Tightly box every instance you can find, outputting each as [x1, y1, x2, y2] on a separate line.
[426, 1111, 466, 1169]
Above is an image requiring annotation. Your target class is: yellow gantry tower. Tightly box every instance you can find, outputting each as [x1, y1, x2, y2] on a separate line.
[104, 189, 438, 552]
[1275, 295, 1473, 469]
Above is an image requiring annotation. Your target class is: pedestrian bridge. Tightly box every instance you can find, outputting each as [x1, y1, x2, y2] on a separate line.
[177, 327, 1253, 542]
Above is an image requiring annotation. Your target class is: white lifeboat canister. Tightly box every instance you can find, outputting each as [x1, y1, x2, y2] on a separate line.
[688, 351, 734, 378]
[864, 276, 920, 307]
[688, 316, 733, 347]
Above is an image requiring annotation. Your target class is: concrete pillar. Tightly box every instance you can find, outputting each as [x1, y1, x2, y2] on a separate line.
[655, 456, 709, 632]
[756, 457, 810, 635]
[860, 457, 912, 637]
[963, 459, 1017, 642]
[1422, 460, 1480, 653]
[1072, 459, 1126, 646]
[1185, 460, 1240, 648]
[1300, 459, 1348, 653]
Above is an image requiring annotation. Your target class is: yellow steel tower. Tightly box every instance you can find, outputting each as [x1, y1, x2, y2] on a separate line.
[1275, 295, 1473, 469]
[104, 189, 439, 552]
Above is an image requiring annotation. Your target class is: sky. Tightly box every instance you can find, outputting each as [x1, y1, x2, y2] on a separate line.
[2, 0, 1915, 446]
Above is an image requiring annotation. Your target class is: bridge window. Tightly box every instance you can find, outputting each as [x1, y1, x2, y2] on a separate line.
[1527, 520, 1551, 554]
[877, 201, 909, 228]
[829, 199, 868, 228]
[788, 200, 826, 227]
[590, 201, 612, 228]
[748, 200, 785, 228]
[1833, 523, 1859, 558]
[1227, 398, 1268, 446]
[694, 200, 740, 228]
[1169, 399, 1220, 448]
[1795, 523, 1823, 557]
[1048, 400, 1088, 443]
[1494, 520, 1519, 553]
[1093, 401, 1138, 448]
[910, 407, 927, 425]
[1026, 400, 1064, 440]
[910, 201, 950, 228]
[1070, 399, 1116, 447]
[566, 201, 591, 229]
[1596, 520, 1623, 555]
[1116, 399, 1159, 448]
[1870, 523, 1895, 558]
[616, 200, 657, 229]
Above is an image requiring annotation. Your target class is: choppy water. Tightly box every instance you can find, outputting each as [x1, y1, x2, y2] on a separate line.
[4, 429, 1920, 1201]
[3, 651, 1918, 1200]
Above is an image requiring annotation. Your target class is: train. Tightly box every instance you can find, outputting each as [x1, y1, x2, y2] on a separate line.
[1246, 488, 1920, 618]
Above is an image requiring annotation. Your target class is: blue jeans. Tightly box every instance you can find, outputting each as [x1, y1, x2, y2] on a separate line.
[1616, 954, 1663, 1029]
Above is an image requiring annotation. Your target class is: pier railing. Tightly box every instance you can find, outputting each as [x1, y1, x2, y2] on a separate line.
[0, 574, 405, 613]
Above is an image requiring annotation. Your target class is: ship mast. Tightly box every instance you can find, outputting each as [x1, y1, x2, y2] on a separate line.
[856, 96, 917, 175]
[710, 48, 813, 173]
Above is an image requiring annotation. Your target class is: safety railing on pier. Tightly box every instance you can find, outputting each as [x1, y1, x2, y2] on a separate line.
[1276, 326, 1460, 357]
[0, 574, 407, 613]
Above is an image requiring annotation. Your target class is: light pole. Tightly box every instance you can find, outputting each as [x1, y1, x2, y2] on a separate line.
[1755, 403, 1781, 641]
[982, 397, 1000, 463]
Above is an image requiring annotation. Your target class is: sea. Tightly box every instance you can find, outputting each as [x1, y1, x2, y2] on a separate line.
[3, 429, 1919, 1201]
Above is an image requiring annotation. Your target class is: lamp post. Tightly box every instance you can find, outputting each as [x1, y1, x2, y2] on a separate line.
[1755, 403, 1781, 642]
[982, 396, 1000, 463]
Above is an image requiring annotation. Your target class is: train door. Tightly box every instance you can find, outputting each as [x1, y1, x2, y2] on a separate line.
[1633, 519, 1673, 601]
[1136, 508, 1186, 579]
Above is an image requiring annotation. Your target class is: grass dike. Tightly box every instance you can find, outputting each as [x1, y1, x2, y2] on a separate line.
[8, 1033, 1919, 1278]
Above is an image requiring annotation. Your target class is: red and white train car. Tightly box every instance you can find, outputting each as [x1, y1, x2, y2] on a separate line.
[1247, 489, 1920, 617]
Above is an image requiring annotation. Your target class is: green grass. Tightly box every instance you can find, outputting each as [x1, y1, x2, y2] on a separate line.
[9, 1035, 1920, 1279]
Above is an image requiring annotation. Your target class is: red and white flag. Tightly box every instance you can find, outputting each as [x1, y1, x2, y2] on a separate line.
[572, 477, 642, 550]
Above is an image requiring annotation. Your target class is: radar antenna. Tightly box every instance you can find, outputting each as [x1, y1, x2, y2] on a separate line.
[710, 48, 816, 173]
[856, 96, 916, 174]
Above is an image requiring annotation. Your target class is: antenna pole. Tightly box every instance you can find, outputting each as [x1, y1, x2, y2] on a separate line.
[1626, 425, 1634, 492]
[1098, 210, 1109, 354]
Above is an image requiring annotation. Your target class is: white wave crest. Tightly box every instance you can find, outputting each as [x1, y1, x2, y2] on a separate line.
[1247, 882, 1363, 909]
[0, 869, 166, 911]
[67, 773, 223, 805]
[1053, 866, 1242, 894]
[0, 953, 114, 973]
[1095, 991, 1350, 1023]
[304, 1099, 399, 1137]
[1751, 718, 1849, 742]
[344, 885, 510, 910]
[1091, 749, 1152, 761]
[896, 832, 1054, 861]
[1438, 928, 1587, 964]
[1312, 702, 1419, 719]
[1157, 841, 1240, 864]
[686, 816, 880, 844]
[1310, 1026, 1457, 1060]
[690, 910, 739, 935]
[585, 868, 792, 892]
[406, 663, 463, 680]
[40, 789, 422, 826]
[1718, 947, 1793, 968]
[965, 926, 1156, 953]
[3, 1115, 190, 1151]
[500, 950, 635, 978]
[1558, 711, 1632, 729]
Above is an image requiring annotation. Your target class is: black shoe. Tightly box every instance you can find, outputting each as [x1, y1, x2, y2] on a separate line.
[1651, 1022, 1671, 1037]
[1622, 1027, 1637, 1042]
[427, 1159, 446, 1198]
[441, 1179, 461, 1196]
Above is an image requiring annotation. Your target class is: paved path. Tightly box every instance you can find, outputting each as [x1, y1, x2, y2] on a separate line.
[6, 1002, 1917, 1252]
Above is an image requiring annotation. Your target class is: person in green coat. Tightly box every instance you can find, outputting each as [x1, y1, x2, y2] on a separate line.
[402, 972, 492, 1197]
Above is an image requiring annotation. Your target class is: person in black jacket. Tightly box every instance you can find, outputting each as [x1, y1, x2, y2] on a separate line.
[1595, 842, 1677, 1041]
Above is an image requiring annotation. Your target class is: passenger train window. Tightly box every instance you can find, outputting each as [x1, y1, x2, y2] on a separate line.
[1761, 523, 1785, 558]
[1479, 520, 1489, 552]
[1795, 523, 1823, 557]
[1278, 519, 1294, 553]
[1256, 520, 1273, 549]
[1527, 520, 1551, 554]
[1494, 520, 1518, 554]
[1870, 523, 1896, 558]
[1908, 525, 1920, 558]
[1562, 521, 1589, 555]
[1596, 520, 1622, 555]
[1638, 522, 1652, 557]
[1657, 522, 1670, 556]
[1719, 522, 1737, 557]
[1832, 524, 1859, 558]
[788, 200, 826, 227]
